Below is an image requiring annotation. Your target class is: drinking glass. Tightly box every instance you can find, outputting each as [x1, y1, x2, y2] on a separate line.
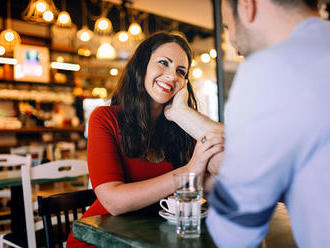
[173, 173, 203, 238]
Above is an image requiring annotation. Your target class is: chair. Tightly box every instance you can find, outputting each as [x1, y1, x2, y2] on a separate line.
[38, 189, 96, 248]
[10, 145, 45, 166]
[1, 159, 89, 248]
[0, 154, 31, 247]
[0, 154, 32, 229]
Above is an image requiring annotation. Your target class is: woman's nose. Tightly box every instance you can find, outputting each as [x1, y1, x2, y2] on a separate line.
[164, 68, 176, 81]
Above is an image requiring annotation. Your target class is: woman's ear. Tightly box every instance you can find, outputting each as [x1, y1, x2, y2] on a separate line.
[238, 0, 257, 23]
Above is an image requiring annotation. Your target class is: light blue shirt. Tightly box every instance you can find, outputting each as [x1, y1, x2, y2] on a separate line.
[207, 17, 330, 248]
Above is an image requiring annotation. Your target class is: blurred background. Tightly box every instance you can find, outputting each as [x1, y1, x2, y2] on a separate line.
[0, 0, 329, 151]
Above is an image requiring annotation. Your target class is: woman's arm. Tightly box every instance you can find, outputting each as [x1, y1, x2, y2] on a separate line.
[165, 86, 225, 191]
[95, 131, 223, 216]
[164, 86, 224, 140]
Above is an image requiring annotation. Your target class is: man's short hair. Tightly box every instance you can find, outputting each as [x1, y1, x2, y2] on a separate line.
[227, 0, 319, 15]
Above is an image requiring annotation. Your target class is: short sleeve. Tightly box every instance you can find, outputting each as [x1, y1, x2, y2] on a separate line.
[87, 106, 125, 188]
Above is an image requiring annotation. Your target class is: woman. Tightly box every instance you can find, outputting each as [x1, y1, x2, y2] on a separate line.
[67, 32, 223, 247]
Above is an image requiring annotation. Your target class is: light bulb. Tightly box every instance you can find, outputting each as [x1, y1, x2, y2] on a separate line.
[56, 56, 64, 63]
[4, 31, 14, 42]
[36, 0, 47, 13]
[80, 31, 90, 42]
[43, 11, 54, 22]
[110, 68, 119, 76]
[95, 17, 112, 34]
[97, 42, 116, 59]
[58, 12, 70, 24]
[201, 53, 211, 63]
[0, 46, 5, 55]
[77, 26, 94, 42]
[210, 49, 217, 58]
[36, 1, 47, 13]
[118, 32, 129, 42]
[99, 20, 108, 30]
[128, 23, 142, 35]
[192, 68, 203, 78]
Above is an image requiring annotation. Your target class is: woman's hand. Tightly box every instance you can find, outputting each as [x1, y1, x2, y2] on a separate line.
[164, 84, 189, 121]
[186, 130, 224, 175]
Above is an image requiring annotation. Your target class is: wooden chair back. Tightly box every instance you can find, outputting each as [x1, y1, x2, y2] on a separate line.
[21, 159, 89, 248]
[37, 189, 96, 248]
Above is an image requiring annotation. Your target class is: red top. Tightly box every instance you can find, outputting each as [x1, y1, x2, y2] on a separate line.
[67, 106, 174, 247]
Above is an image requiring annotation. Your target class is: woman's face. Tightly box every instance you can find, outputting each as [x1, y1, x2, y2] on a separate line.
[144, 42, 189, 108]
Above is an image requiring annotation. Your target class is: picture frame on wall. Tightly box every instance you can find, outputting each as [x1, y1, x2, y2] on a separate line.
[14, 44, 50, 83]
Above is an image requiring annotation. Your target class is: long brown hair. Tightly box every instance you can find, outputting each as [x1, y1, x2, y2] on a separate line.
[111, 32, 197, 167]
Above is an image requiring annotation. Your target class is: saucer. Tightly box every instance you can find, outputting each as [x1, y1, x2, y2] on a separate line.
[159, 208, 208, 224]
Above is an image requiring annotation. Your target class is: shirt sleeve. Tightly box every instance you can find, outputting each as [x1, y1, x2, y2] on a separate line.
[87, 106, 125, 189]
[207, 52, 303, 247]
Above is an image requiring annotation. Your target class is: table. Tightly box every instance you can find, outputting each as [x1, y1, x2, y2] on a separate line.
[0, 170, 77, 234]
[73, 212, 216, 248]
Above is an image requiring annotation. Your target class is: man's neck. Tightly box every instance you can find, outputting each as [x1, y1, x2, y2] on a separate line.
[263, 8, 319, 47]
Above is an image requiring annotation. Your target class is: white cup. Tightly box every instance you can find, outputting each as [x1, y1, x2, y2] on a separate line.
[160, 196, 176, 214]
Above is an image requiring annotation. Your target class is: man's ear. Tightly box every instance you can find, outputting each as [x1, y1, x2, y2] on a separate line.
[239, 0, 256, 23]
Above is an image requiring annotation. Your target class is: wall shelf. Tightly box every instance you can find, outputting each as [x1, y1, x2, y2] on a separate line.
[0, 80, 75, 88]
[0, 125, 84, 134]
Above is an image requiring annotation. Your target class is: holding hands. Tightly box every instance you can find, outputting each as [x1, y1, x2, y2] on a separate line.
[187, 130, 225, 175]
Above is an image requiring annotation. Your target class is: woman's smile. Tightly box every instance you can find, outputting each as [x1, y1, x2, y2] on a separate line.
[155, 80, 173, 93]
[144, 42, 189, 107]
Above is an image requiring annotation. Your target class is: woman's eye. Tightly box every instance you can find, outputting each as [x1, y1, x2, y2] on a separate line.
[159, 60, 168, 66]
[177, 69, 186, 76]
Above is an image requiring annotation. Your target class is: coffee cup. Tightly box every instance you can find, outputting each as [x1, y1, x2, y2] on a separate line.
[160, 196, 176, 214]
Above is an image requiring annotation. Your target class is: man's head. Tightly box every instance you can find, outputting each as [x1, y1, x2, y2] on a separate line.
[222, 0, 319, 56]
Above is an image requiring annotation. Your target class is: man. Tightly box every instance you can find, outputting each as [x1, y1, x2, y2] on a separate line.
[165, 0, 330, 247]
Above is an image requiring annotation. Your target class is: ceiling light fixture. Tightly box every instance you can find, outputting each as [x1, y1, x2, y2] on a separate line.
[96, 42, 116, 60]
[0, 46, 5, 56]
[56, 0, 72, 27]
[95, 17, 112, 34]
[36, 0, 47, 12]
[128, 22, 142, 36]
[201, 53, 211, 63]
[210, 49, 217, 58]
[0, 0, 21, 52]
[56, 11, 72, 27]
[77, 0, 94, 42]
[22, 0, 58, 24]
[192, 68, 203, 79]
[94, 1, 113, 35]
[109, 68, 119, 76]
[42, 10, 54, 22]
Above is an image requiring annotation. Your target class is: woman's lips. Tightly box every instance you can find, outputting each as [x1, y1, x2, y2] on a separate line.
[156, 80, 173, 93]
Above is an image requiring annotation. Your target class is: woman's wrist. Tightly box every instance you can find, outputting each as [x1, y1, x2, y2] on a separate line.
[168, 104, 191, 122]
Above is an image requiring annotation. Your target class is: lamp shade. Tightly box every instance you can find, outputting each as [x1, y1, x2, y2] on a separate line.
[0, 29, 21, 52]
[23, 0, 58, 24]
[56, 11, 72, 27]
[94, 17, 112, 34]
[77, 26, 94, 42]
[96, 42, 116, 60]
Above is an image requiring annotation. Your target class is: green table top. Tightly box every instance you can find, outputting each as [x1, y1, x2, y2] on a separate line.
[73, 213, 216, 248]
